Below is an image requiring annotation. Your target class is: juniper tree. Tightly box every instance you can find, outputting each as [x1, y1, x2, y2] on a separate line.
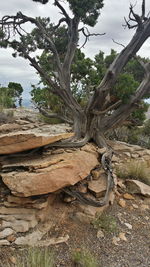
[0, 0, 150, 206]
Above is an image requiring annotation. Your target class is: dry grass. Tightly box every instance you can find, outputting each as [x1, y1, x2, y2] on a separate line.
[116, 160, 150, 185]
[17, 247, 55, 267]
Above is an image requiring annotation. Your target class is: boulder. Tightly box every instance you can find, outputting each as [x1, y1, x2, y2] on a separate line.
[2, 150, 99, 197]
[125, 179, 150, 197]
[0, 131, 73, 154]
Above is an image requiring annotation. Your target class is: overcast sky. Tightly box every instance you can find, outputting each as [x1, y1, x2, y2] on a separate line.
[0, 0, 150, 101]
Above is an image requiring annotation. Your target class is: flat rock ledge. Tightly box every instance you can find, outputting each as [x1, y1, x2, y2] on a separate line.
[0, 131, 73, 154]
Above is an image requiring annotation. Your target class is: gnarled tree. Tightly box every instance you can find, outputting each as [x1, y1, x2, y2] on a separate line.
[0, 0, 150, 206]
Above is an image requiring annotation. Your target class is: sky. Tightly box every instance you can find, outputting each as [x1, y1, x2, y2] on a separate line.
[0, 0, 150, 103]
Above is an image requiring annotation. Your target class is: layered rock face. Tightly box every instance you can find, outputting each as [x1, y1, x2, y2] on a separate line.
[0, 112, 150, 247]
[1, 149, 99, 197]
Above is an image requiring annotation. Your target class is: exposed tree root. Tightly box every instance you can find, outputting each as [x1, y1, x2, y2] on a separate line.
[45, 134, 90, 148]
[63, 149, 114, 207]
[56, 132, 115, 207]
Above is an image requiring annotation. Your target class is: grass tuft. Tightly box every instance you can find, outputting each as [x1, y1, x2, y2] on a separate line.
[116, 160, 150, 185]
[72, 248, 100, 267]
[93, 214, 118, 233]
[17, 247, 55, 267]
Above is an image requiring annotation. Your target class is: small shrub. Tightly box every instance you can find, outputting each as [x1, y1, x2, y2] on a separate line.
[142, 119, 150, 136]
[116, 160, 150, 185]
[38, 114, 62, 124]
[17, 247, 55, 267]
[93, 214, 118, 233]
[72, 248, 99, 267]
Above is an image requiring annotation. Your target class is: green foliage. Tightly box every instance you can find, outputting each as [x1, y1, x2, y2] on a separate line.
[38, 114, 62, 124]
[31, 85, 64, 114]
[93, 214, 118, 233]
[116, 160, 150, 186]
[8, 82, 23, 98]
[68, 0, 104, 26]
[0, 83, 23, 108]
[142, 119, 150, 135]
[124, 56, 146, 83]
[113, 73, 139, 104]
[72, 248, 99, 267]
[0, 87, 14, 109]
[104, 49, 117, 68]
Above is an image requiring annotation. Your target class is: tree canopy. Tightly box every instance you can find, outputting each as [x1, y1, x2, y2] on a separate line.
[0, 82, 23, 108]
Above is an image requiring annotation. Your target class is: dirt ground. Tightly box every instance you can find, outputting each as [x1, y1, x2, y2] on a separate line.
[0, 194, 149, 267]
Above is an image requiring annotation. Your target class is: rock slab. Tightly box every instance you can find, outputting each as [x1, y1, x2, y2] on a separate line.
[2, 150, 99, 197]
[0, 132, 73, 154]
[125, 179, 150, 197]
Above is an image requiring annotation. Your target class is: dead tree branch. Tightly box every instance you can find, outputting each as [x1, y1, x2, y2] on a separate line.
[79, 27, 105, 48]
[123, 0, 148, 29]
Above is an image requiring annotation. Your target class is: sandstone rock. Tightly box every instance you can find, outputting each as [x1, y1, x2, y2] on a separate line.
[124, 223, 132, 230]
[0, 206, 37, 216]
[14, 221, 53, 245]
[6, 195, 48, 209]
[91, 169, 103, 180]
[0, 240, 10, 246]
[112, 236, 120, 246]
[112, 155, 118, 162]
[1, 219, 37, 233]
[0, 228, 14, 239]
[123, 193, 135, 200]
[97, 230, 105, 239]
[0, 213, 37, 222]
[117, 179, 126, 189]
[7, 234, 16, 242]
[125, 180, 150, 197]
[119, 232, 127, 241]
[132, 204, 139, 209]
[37, 235, 69, 247]
[78, 203, 106, 217]
[131, 153, 139, 159]
[9, 256, 17, 264]
[64, 196, 76, 203]
[118, 199, 126, 208]
[81, 143, 97, 154]
[0, 123, 22, 133]
[14, 229, 44, 245]
[77, 184, 87, 193]
[0, 131, 73, 154]
[88, 175, 107, 198]
[123, 152, 131, 157]
[2, 150, 99, 197]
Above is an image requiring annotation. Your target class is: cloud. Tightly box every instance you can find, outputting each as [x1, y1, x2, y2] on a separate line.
[0, 0, 150, 100]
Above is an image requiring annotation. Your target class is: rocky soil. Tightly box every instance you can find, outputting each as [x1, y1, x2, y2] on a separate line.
[0, 108, 149, 267]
